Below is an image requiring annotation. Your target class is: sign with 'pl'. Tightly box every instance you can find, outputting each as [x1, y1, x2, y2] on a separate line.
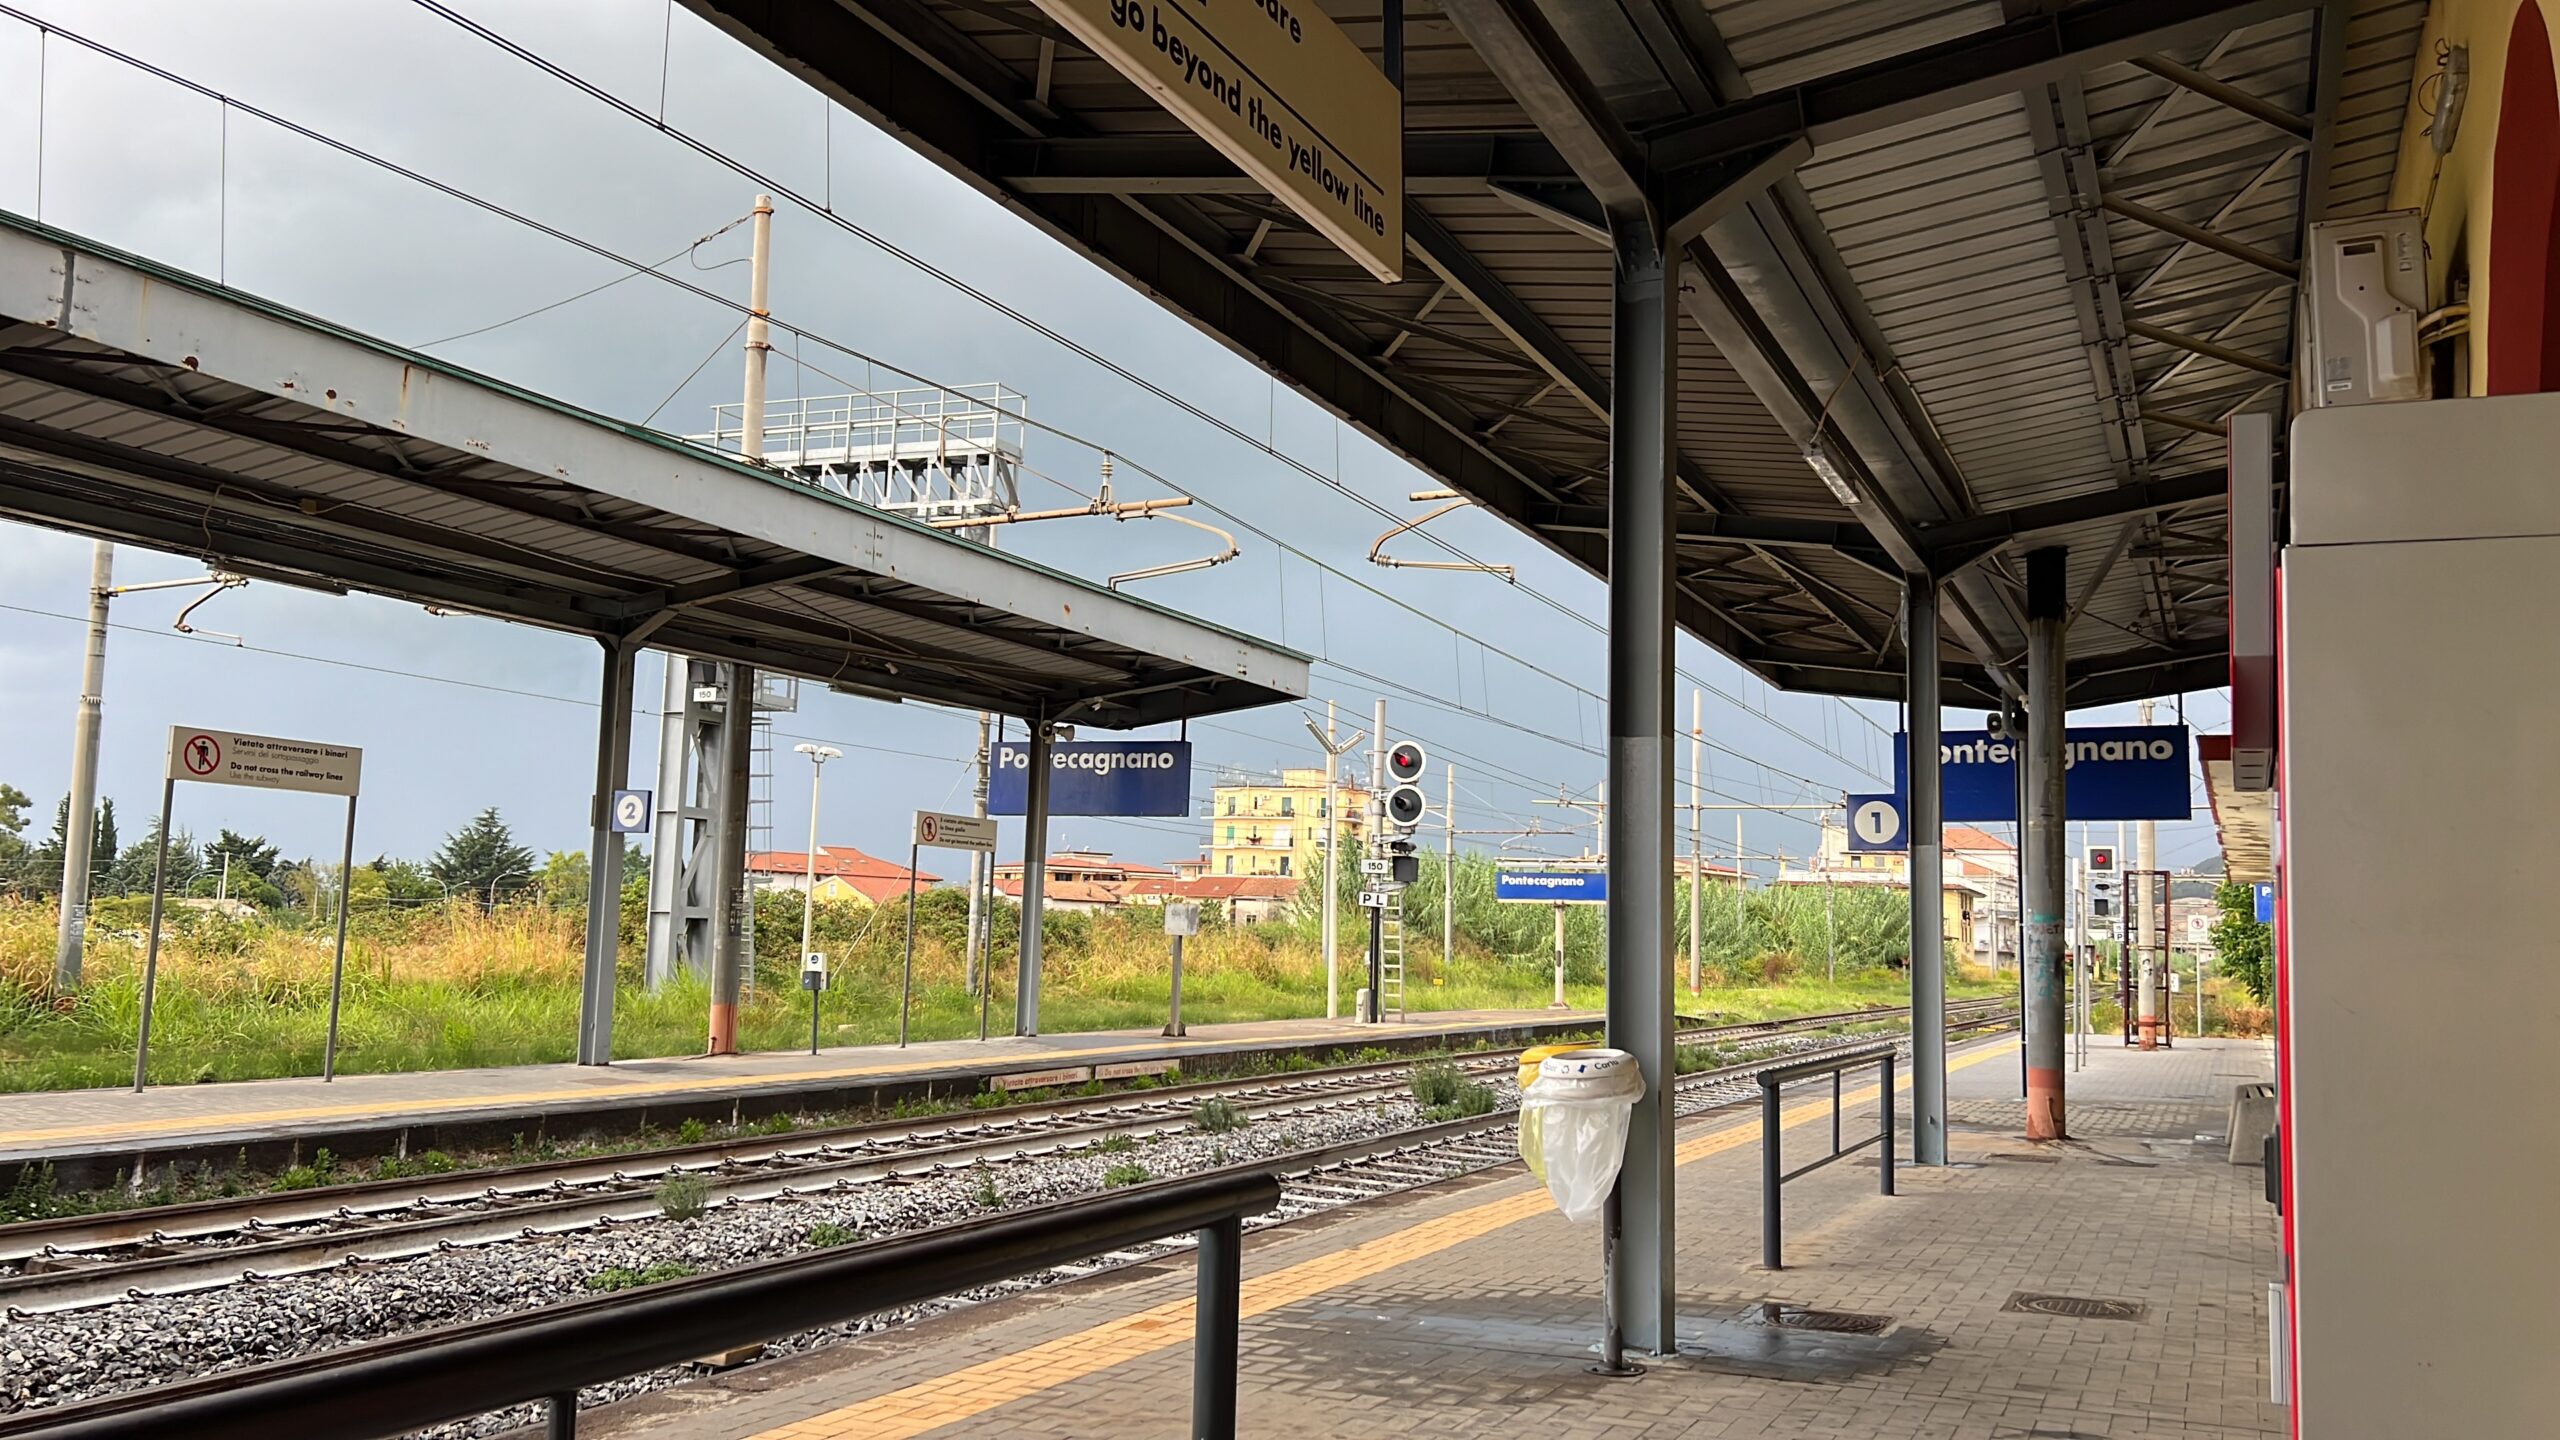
[914, 809, 999, 852]
[1894, 725, 2190, 823]
[167, 726, 362, 796]
[1030, 0, 1404, 282]
[991, 740, 1193, 817]
[1495, 870, 1608, 904]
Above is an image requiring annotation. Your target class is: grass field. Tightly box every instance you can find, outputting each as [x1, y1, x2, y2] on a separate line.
[0, 895, 2007, 1093]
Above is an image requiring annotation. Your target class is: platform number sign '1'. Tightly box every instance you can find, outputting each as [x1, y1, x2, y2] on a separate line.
[1846, 793, 1906, 852]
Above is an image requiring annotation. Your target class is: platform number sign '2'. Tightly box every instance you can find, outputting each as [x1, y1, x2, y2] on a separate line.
[610, 790, 652, 835]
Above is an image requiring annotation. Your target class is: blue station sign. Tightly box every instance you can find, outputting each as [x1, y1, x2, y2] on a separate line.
[990, 740, 1193, 818]
[2253, 882, 2276, 924]
[1894, 725, 2191, 823]
[1495, 869, 1608, 904]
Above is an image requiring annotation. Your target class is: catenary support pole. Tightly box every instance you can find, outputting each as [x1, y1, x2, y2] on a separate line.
[1604, 218, 1678, 1353]
[1689, 690, 1703, 994]
[133, 775, 175, 1092]
[965, 712, 990, 995]
[54, 540, 112, 991]
[1365, 698, 1387, 1024]
[1905, 576, 1947, 1164]
[2137, 697, 2163, 1045]
[707, 663, 753, 1056]
[1321, 700, 1341, 1019]
[2023, 548, 2069, 1140]
[1553, 901, 1568, 1008]
[643, 653, 689, 989]
[1016, 719, 1053, 1035]
[322, 792, 359, 1080]
[577, 642, 636, 1065]
[899, 844, 920, 1046]
[1443, 762, 1456, 967]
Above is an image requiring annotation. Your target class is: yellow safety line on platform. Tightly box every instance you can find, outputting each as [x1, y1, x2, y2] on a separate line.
[0, 1021, 1473, 1151]
[751, 1040, 2022, 1440]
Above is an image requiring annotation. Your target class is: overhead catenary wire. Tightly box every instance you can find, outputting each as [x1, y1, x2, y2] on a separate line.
[384, 0, 1897, 769]
[0, 4, 1893, 803]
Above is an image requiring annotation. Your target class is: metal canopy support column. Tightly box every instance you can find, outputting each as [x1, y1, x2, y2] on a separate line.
[1016, 718, 1054, 1036]
[1605, 219, 1678, 1355]
[707, 663, 754, 1055]
[2023, 549, 2069, 1140]
[579, 641, 637, 1065]
[1905, 576, 1946, 1165]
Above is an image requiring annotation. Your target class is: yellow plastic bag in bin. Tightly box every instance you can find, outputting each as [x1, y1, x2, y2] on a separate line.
[1519, 1048, 1645, 1223]
[1516, 1043, 1591, 1182]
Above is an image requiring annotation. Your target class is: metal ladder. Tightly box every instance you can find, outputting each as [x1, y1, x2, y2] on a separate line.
[1379, 900, 1407, 1020]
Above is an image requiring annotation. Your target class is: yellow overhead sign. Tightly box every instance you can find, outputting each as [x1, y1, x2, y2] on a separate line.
[1035, 0, 1404, 282]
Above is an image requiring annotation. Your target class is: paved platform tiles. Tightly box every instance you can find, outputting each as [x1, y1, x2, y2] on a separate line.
[591, 1036, 2279, 1440]
[0, 1007, 1602, 1163]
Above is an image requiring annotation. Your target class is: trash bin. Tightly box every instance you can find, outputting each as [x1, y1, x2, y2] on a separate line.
[1515, 1043, 1593, 1183]
[1520, 1048, 1645, 1223]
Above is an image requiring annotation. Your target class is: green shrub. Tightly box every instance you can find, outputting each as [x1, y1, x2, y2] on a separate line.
[749, 1112, 797, 1136]
[804, 1221, 859, 1248]
[1095, 1133, 1137, 1155]
[1194, 1097, 1246, 1134]
[655, 1171, 711, 1220]
[1423, 1080, 1499, 1122]
[1409, 1060, 1465, 1109]
[585, 1260, 697, 1292]
[973, 1163, 1001, 1209]
[1102, 1162, 1150, 1188]
[274, 1148, 339, 1192]
[675, 1118, 709, 1145]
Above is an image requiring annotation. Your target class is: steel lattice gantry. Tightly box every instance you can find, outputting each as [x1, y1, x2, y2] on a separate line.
[0, 212, 1308, 1064]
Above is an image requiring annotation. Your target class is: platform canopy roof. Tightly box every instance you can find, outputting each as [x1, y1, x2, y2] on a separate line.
[0, 213, 1307, 728]
[687, 0, 2425, 708]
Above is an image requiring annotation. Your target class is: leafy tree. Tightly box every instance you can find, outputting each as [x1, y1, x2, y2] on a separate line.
[0, 781, 30, 898]
[2210, 881, 2273, 1003]
[91, 799, 119, 894]
[537, 850, 590, 910]
[430, 807, 538, 907]
[113, 820, 204, 896]
[204, 829, 282, 886]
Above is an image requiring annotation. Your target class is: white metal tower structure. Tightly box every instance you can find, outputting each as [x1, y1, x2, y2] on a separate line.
[646, 381, 1024, 992]
[696, 384, 1025, 538]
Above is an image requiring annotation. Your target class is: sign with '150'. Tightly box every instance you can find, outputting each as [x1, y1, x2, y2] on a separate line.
[1034, 0, 1404, 282]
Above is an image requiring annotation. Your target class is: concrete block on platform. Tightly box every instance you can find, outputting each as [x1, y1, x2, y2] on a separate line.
[2227, 1083, 2277, 1165]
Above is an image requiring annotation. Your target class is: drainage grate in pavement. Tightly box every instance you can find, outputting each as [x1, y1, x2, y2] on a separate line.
[2003, 1292, 2148, 1321]
[1745, 1303, 1894, 1335]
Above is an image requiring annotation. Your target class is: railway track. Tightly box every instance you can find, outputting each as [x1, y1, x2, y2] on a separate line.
[0, 1000, 2010, 1317]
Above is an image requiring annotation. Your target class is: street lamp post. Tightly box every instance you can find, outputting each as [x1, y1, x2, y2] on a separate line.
[792, 743, 842, 982]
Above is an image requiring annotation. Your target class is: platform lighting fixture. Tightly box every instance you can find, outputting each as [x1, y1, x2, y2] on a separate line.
[1801, 432, 1862, 508]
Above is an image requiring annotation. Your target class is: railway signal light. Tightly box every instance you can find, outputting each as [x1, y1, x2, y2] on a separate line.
[1386, 740, 1425, 784]
[1386, 783, 1426, 828]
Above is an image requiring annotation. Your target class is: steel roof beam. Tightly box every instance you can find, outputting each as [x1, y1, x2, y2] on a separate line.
[2123, 318, 2290, 379]
[2126, 54, 2312, 138]
[995, 133, 1580, 194]
[2102, 193, 2301, 279]
[1921, 469, 2230, 569]
[1434, 0, 1653, 225]
[1643, 0, 2319, 173]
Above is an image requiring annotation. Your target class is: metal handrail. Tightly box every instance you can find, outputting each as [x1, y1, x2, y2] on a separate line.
[0, 1169, 1281, 1440]
[1758, 1043, 1897, 1270]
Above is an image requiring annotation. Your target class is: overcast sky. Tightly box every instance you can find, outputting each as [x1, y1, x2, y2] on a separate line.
[0, 0, 2228, 883]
